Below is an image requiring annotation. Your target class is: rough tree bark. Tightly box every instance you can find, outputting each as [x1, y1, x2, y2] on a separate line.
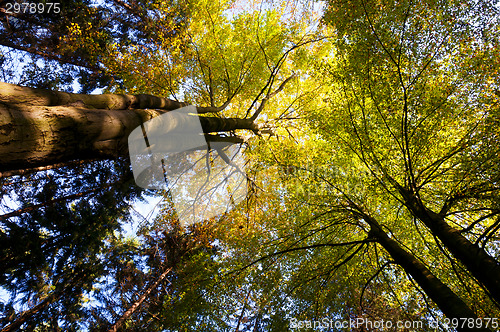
[0, 82, 258, 176]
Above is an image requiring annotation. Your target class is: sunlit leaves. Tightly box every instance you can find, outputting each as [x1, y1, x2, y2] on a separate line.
[206, 0, 500, 326]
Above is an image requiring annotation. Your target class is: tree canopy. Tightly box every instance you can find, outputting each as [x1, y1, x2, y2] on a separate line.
[1, 0, 499, 331]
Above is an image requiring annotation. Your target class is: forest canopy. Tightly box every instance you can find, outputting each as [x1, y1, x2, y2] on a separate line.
[1, 0, 499, 331]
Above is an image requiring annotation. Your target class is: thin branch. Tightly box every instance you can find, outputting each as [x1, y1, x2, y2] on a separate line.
[359, 260, 395, 311]
[238, 240, 372, 272]
[250, 73, 297, 121]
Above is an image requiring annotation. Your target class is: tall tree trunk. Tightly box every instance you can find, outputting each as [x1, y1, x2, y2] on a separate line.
[0, 103, 156, 173]
[107, 267, 172, 332]
[362, 213, 489, 331]
[399, 187, 500, 305]
[0, 82, 258, 175]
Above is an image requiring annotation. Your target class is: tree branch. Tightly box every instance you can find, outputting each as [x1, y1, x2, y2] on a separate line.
[249, 73, 297, 121]
[239, 240, 373, 272]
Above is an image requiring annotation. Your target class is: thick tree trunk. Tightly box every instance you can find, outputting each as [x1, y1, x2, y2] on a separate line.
[399, 187, 500, 305]
[107, 267, 172, 332]
[0, 103, 162, 173]
[363, 214, 488, 331]
[0, 83, 258, 175]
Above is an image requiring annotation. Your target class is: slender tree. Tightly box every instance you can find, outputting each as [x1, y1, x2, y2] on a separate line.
[107, 267, 172, 332]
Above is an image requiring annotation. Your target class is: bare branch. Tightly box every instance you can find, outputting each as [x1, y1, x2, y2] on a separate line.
[238, 240, 373, 272]
[250, 73, 297, 121]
